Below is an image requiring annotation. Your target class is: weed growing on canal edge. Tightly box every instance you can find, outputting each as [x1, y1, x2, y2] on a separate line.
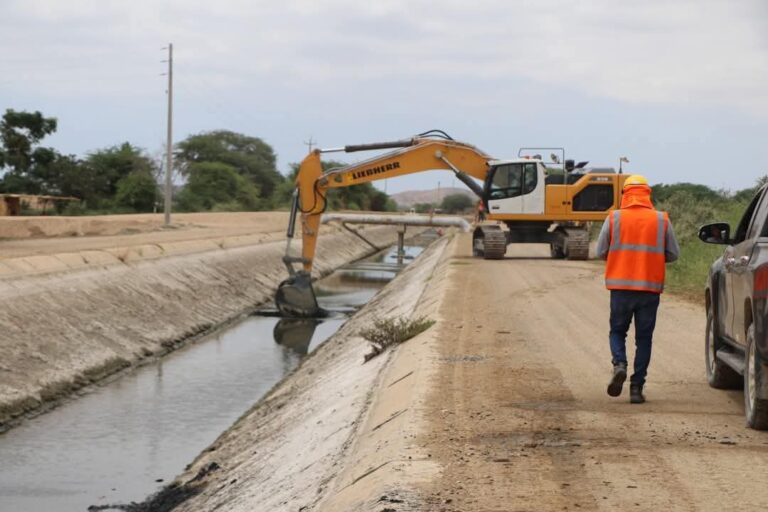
[361, 316, 435, 362]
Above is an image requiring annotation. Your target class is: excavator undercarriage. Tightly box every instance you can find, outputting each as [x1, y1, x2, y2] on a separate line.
[472, 222, 590, 260]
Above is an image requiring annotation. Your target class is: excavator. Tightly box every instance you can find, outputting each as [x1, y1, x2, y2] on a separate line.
[276, 130, 630, 317]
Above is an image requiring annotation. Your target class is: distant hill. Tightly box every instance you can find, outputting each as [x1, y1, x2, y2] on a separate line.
[390, 187, 475, 209]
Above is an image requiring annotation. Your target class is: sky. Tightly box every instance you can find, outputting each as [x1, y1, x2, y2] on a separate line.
[2, 0, 767, 194]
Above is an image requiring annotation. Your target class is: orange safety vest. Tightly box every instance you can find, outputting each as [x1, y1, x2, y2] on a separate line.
[605, 208, 669, 293]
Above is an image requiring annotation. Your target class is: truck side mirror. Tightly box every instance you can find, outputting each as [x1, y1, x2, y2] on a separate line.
[698, 222, 731, 245]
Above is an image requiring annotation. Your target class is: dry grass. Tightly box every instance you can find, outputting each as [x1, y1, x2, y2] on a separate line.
[361, 316, 435, 362]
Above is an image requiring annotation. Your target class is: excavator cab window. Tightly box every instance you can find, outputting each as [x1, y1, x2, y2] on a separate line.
[523, 163, 538, 194]
[489, 163, 537, 199]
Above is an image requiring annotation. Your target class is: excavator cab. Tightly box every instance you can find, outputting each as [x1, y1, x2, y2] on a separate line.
[484, 160, 546, 215]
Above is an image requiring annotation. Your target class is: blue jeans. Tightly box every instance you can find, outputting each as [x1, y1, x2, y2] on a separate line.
[609, 290, 660, 387]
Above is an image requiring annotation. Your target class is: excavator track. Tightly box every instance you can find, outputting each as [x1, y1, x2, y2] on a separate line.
[563, 228, 590, 260]
[473, 225, 507, 259]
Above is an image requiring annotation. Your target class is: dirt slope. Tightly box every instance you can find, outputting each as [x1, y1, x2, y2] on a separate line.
[0, 212, 289, 258]
[411, 239, 768, 511]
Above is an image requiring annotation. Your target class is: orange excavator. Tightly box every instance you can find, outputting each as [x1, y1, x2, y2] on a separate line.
[276, 130, 629, 317]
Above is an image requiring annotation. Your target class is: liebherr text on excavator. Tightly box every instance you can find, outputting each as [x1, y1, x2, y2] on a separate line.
[276, 130, 630, 317]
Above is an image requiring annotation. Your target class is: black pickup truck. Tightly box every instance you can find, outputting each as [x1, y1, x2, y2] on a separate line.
[699, 186, 768, 429]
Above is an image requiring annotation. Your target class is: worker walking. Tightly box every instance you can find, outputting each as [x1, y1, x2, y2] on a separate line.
[596, 175, 680, 403]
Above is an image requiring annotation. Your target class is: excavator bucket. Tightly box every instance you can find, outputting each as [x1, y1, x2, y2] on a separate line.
[275, 272, 325, 318]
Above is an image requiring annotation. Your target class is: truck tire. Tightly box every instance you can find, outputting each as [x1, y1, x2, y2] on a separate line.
[745, 325, 768, 430]
[705, 308, 741, 389]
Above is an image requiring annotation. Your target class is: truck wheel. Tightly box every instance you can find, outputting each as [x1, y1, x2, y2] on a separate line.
[705, 308, 741, 389]
[745, 325, 768, 430]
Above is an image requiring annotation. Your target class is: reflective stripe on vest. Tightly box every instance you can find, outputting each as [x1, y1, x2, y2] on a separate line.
[605, 278, 664, 291]
[605, 209, 668, 293]
[609, 210, 665, 254]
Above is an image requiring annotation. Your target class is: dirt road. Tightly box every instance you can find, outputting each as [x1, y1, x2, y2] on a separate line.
[416, 240, 768, 511]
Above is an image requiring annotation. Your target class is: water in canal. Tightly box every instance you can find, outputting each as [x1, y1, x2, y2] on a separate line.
[0, 244, 424, 512]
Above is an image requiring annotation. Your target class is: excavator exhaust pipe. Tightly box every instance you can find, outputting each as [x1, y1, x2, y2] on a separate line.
[275, 272, 326, 318]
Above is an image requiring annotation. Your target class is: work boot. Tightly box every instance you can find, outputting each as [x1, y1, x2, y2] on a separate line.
[607, 363, 627, 397]
[630, 384, 645, 404]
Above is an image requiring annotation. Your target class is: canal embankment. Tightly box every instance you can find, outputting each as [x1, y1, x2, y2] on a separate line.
[149, 231, 459, 512]
[0, 222, 408, 431]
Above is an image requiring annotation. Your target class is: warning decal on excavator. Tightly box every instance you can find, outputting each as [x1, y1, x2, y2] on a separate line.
[351, 161, 401, 180]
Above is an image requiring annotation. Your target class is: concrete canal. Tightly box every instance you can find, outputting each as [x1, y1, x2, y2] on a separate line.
[0, 244, 425, 512]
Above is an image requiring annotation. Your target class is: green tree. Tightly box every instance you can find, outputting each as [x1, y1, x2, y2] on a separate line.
[0, 109, 59, 193]
[413, 202, 435, 213]
[440, 193, 473, 213]
[277, 160, 396, 212]
[730, 175, 768, 203]
[651, 182, 722, 204]
[176, 162, 261, 212]
[369, 190, 397, 212]
[79, 143, 158, 210]
[175, 130, 282, 205]
[53, 155, 107, 202]
[115, 170, 159, 212]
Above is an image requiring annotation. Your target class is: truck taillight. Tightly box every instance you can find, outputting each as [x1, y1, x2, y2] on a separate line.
[755, 264, 768, 299]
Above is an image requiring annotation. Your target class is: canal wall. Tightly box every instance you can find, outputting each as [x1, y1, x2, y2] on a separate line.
[0, 224, 406, 431]
[161, 232, 458, 512]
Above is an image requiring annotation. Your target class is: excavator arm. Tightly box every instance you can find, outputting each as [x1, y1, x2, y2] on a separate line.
[275, 132, 492, 317]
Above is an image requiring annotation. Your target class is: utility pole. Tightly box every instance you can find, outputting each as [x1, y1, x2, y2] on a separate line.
[303, 136, 316, 153]
[164, 43, 174, 226]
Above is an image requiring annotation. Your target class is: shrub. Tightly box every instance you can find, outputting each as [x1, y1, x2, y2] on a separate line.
[360, 316, 435, 362]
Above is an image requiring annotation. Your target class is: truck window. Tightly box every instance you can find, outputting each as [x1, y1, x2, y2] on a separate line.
[733, 190, 763, 244]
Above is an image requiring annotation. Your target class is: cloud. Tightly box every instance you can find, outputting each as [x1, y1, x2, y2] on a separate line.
[2, 0, 766, 114]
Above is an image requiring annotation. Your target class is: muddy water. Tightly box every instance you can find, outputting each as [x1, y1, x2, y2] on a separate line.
[0, 244, 423, 512]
